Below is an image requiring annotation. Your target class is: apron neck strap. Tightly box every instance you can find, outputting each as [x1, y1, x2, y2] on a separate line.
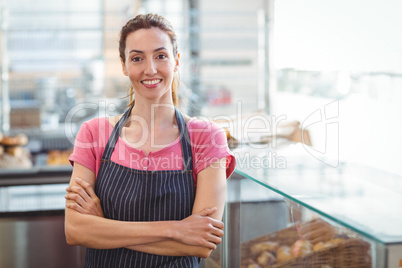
[101, 105, 134, 161]
[101, 105, 193, 171]
[174, 106, 193, 170]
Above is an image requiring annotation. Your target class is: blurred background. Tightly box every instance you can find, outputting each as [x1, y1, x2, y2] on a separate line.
[1, 0, 401, 176]
[1, 0, 402, 267]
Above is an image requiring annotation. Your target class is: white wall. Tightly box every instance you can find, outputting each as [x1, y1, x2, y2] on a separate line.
[273, 0, 402, 176]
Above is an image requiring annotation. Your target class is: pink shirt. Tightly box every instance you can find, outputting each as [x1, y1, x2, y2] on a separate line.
[69, 117, 236, 185]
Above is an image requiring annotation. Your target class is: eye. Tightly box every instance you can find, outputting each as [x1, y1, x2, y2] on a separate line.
[156, 54, 167, 60]
[131, 56, 142, 62]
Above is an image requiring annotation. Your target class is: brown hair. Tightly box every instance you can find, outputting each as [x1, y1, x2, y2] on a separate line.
[119, 13, 180, 106]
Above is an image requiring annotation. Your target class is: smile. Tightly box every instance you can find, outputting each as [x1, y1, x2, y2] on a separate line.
[141, 79, 162, 85]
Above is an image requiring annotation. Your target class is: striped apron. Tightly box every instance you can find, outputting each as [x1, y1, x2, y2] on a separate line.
[84, 105, 199, 267]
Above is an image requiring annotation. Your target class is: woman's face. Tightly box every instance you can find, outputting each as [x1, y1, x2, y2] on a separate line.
[121, 27, 179, 104]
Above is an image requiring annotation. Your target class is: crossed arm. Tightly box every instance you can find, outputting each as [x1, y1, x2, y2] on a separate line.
[64, 158, 227, 258]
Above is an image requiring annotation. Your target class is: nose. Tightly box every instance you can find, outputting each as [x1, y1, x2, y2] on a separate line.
[144, 58, 157, 75]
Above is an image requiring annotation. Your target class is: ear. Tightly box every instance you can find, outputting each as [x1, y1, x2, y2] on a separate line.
[121, 58, 128, 76]
[174, 53, 180, 72]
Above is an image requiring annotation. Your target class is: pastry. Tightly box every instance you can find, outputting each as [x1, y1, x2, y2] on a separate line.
[0, 136, 19, 146]
[241, 258, 261, 268]
[256, 251, 276, 267]
[247, 263, 261, 268]
[0, 145, 4, 156]
[0, 150, 32, 169]
[6, 146, 23, 157]
[16, 134, 28, 146]
[290, 240, 312, 257]
[313, 242, 325, 251]
[250, 241, 279, 256]
[328, 238, 345, 246]
[276, 246, 292, 263]
[47, 149, 73, 165]
[0, 133, 28, 146]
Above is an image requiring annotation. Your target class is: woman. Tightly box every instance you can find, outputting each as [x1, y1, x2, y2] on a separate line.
[64, 13, 235, 267]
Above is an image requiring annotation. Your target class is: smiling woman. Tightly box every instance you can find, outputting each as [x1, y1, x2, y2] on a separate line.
[121, 28, 179, 105]
[64, 13, 236, 268]
[119, 14, 181, 107]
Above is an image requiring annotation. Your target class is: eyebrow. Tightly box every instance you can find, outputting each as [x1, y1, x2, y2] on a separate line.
[129, 47, 167, 54]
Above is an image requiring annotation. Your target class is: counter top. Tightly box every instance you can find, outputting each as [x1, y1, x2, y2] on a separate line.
[0, 166, 72, 186]
[0, 183, 67, 216]
[233, 143, 402, 245]
[0, 166, 71, 216]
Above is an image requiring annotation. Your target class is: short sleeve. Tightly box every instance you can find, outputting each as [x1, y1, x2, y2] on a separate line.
[189, 119, 236, 182]
[68, 121, 97, 173]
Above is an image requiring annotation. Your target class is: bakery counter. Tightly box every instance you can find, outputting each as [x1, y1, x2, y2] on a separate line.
[0, 183, 67, 216]
[0, 165, 72, 215]
[0, 183, 85, 268]
[217, 144, 402, 268]
[0, 167, 86, 268]
[0, 165, 72, 186]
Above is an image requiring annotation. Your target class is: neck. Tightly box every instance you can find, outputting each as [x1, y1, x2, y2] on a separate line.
[129, 100, 176, 130]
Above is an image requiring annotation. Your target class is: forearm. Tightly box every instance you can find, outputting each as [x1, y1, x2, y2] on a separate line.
[65, 208, 175, 249]
[126, 241, 212, 258]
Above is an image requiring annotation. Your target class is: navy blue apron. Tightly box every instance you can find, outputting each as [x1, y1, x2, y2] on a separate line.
[84, 105, 199, 267]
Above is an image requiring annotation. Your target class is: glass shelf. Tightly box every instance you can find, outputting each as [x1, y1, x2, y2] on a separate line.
[233, 143, 402, 245]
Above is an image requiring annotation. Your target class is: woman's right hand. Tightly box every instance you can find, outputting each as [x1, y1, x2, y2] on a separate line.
[65, 177, 104, 217]
[175, 207, 224, 250]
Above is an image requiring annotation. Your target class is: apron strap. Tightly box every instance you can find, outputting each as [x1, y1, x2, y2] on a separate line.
[101, 105, 134, 160]
[101, 105, 193, 171]
[174, 106, 193, 171]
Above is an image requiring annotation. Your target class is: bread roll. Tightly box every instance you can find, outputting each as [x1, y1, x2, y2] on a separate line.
[329, 238, 345, 245]
[0, 133, 28, 146]
[247, 263, 261, 268]
[0, 136, 19, 146]
[6, 146, 23, 157]
[47, 149, 72, 165]
[256, 251, 276, 267]
[16, 134, 28, 146]
[250, 241, 279, 256]
[276, 246, 292, 263]
[241, 258, 261, 268]
[313, 242, 325, 251]
[290, 240, 312, 257]
[0, 151, 32, 169]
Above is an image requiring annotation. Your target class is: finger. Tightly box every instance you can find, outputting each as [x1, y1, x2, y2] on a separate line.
[204, 240, 218, 250]
[210, 218, 224, 230]
[75, 178, 92, 196]
[198, 207, 217, 216]
[207, 233, 222, 246]
[66, 185, 83, 194]
[66, 202, 86, 214]
[210, 227, 224, 238]
[65, 193, 87, 209]
[68, 185, 91, 203]
[75, 178, 97, 198]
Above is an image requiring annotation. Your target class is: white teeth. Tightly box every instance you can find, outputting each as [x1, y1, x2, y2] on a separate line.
[142, 79, 161, 85]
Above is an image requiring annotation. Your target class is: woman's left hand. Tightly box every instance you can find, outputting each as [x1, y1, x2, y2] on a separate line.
[65, 177, 104, 217]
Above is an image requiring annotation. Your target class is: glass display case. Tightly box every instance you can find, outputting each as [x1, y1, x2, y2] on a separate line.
[214, 143, 402, 268]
